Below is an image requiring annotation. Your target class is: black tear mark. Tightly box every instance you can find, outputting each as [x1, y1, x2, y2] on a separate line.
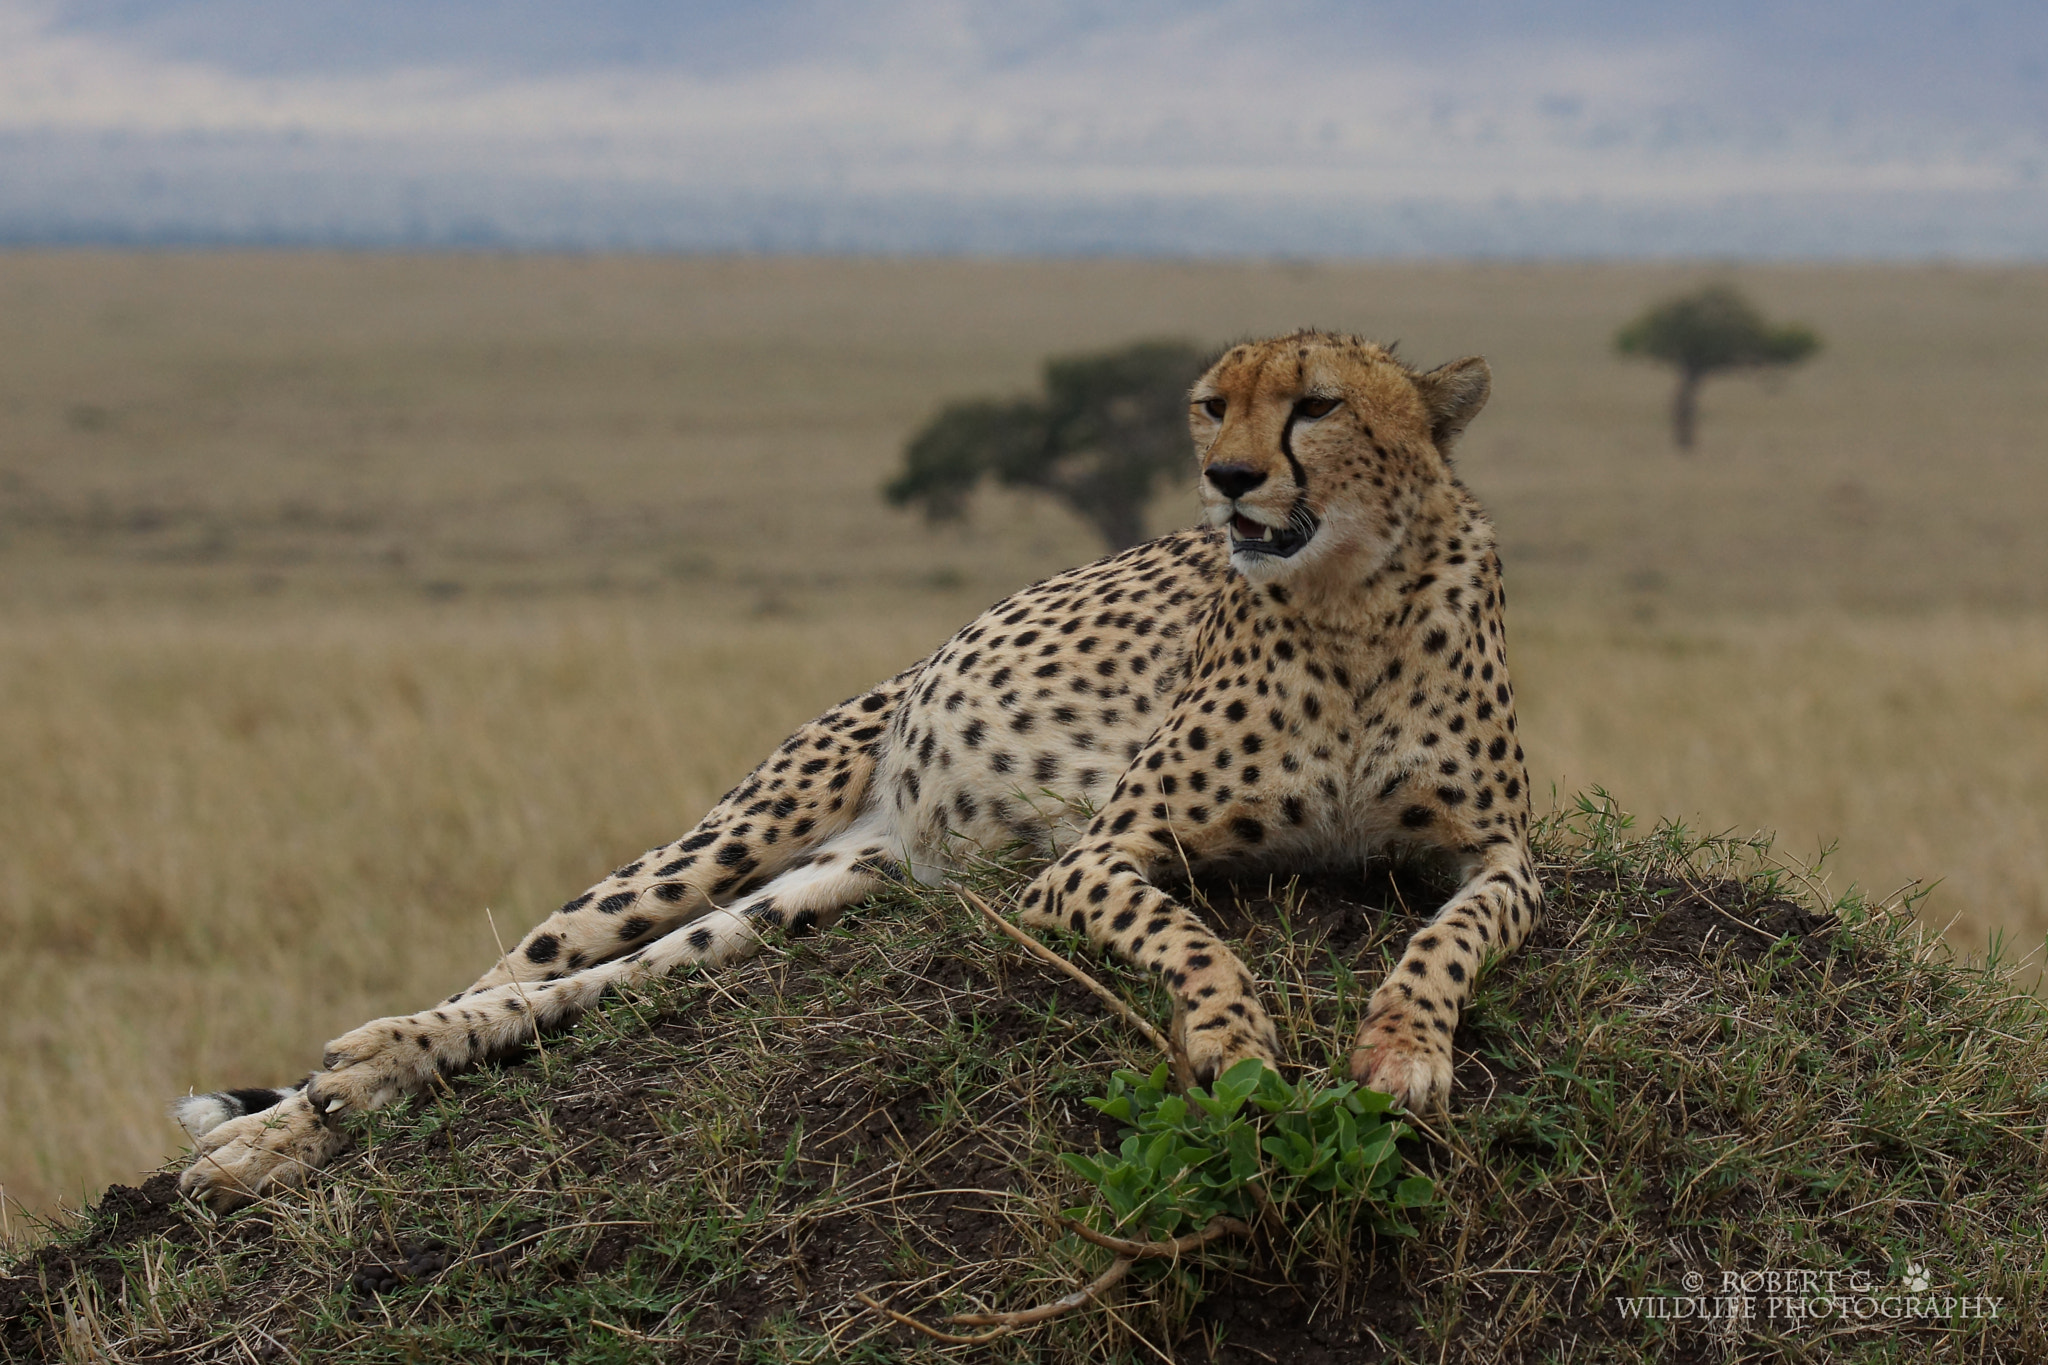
[1278, 404, 1312, 493]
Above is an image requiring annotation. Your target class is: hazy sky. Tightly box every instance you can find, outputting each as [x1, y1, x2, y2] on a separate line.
[3, 1, 2044, 252]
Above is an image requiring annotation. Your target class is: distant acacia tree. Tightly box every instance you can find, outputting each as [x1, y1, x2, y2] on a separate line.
[1616, 285, 1820, 450]
[883, 341, 1209, 553]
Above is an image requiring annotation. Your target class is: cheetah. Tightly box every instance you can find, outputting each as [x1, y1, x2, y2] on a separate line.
[174, 330, 1539, 1210]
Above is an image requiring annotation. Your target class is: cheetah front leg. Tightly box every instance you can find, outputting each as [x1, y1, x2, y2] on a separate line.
[1017, 830, 1282, 1084]
[1348, 837, 1541, 1111]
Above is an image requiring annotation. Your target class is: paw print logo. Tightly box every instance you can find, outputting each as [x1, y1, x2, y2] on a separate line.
[1900, 1263, 1931, 1293]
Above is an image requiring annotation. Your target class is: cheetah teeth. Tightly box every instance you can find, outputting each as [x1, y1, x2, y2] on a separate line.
[1228, 507, 1318, 558]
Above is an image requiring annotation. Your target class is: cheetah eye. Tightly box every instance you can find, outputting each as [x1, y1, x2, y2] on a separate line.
[1199, 397, 1227, 420]
[1296, 396, 1340, 419]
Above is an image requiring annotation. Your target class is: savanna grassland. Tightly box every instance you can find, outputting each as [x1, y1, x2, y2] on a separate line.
[2, 252, 2045, 1231]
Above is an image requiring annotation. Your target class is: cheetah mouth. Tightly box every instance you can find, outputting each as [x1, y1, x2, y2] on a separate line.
[1229, 508, 1318, 558]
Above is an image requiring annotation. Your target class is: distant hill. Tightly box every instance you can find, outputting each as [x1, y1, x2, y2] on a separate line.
[4, 150, 2046, 258]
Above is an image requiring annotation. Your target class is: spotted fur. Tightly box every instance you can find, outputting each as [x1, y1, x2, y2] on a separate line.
[176, 331, 1538, 1210]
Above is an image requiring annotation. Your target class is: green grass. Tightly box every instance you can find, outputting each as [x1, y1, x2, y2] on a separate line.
[5, 800, 2044, 1362]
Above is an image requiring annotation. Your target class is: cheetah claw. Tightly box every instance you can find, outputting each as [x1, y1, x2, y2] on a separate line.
[308, 1017, 442, 1117]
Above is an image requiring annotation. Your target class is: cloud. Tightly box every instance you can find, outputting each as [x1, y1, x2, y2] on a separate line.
[3, 0, 2034, 197]
[2, 0, 2042, 252]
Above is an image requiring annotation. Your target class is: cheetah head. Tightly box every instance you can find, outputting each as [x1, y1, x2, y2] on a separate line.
[1189, 332, 1490, 586]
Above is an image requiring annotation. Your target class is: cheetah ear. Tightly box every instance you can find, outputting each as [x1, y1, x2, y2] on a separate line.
[1414, 356, 1491, 452]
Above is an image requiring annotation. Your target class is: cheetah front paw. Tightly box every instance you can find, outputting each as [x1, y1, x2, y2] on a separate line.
[177, 1092, 349, 1212]
[306, 1017, 439, 1120]
[1346, 1010, 1453, 1112]
[1174, 996, 1282, 1084]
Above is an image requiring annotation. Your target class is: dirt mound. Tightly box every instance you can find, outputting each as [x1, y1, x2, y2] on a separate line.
[6, 824, 2042, 1363]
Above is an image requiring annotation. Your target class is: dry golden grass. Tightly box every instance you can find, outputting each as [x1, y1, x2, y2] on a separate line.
[6, 253, 2045, 611]
[0, 598, 954, 1225]
[2, 252, 2045, 1228]
[1515, 611, 2048, 960]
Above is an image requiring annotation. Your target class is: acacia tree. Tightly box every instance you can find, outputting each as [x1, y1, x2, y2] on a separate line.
[1616, 285, 1820, 450]
[883, 341, 1208, 553]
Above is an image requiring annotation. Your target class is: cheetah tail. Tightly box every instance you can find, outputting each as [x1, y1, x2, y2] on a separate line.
[170, 1078, 310, 1140]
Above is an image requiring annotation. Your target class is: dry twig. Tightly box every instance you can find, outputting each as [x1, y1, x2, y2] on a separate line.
[1058, 1214, 1254, 1260]
[859, 1217, 1252, 1340]
[957, 888, 1188, 1078]
[591, 1316, 692, 1345]
[854, 1291, 1012, 1345]
[947, 1256, 1136, 1329]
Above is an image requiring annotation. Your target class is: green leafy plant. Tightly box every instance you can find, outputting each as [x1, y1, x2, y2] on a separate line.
[1060, 1059, 1435, 1245]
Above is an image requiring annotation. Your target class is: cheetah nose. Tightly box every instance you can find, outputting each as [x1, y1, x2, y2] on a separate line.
[1206, 463, 1267, 499]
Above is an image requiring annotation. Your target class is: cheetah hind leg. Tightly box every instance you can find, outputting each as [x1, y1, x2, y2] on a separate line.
[176, 1089, 348, 1211]
[307, 829, 901, 1119]
[177, 816, 902, 1211]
